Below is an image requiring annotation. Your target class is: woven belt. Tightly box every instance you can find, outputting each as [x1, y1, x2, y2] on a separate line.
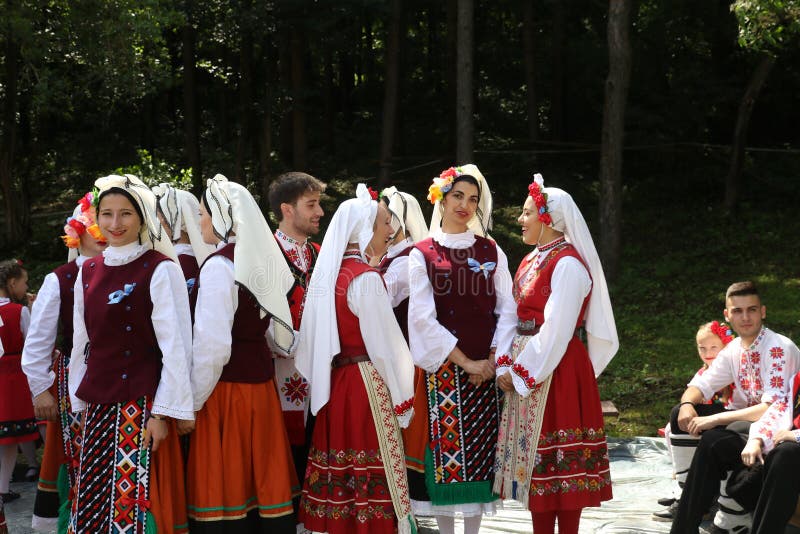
[516, 322, 586, 340]
[331, 354, 371, 368]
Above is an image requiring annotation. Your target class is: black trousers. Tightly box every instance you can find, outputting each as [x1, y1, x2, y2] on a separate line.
[670, 427, 748, 533]
[752, 441, 800, 534]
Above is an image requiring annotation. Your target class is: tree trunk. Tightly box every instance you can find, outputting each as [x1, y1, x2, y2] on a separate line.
[235, 30, 254, 183]
[182, 17, 202, 192]
[724, 53, 775, 211]
[522, 0, 537, 142]
[378, 0, 403, 187]
[446, 0, 457, 158]
[455, 0, 474, 164]
[551, 0, 566, 141]
[0, 33, 25, 247]
[290, 27, 307, 170]
[598, 0, 632, 282]
[259, 86, 273, 212]
[323, 45, 335, 154]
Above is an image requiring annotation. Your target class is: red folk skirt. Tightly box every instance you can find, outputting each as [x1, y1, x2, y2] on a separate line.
[0, 353, 39, 445]
[300, 363, 397, 534]
[529, 337, 612, 511]
[186, 380, 298, 531]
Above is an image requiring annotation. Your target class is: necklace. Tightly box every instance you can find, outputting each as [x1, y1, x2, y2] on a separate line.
[536, 235, 566, 253]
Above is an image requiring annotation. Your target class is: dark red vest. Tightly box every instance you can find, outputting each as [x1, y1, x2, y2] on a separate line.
[197, 243, 275, 383]
[515, 243, 590, 330]
[53, 260, 80, 357]
[278, 239, 320, 330]
[378, 245, 413, 341]
[77, 250, 170, 404]
[178, 253, 200, 284]
[335, 258, 378, 357]
[0, 303, 24, 356]
[415, 236, 498, 361]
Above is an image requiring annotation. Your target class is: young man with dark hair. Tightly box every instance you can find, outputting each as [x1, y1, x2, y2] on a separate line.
[668, 281, 800, 534]
[267, 171, 326, 522]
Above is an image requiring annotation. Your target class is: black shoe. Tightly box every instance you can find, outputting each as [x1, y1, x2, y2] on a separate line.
[652, 501, 679, 522]
[25, 465, 40, 482]
[658, 496, 677, 507]
[0, 491, 21, 503]
[699, 524, 750, 534]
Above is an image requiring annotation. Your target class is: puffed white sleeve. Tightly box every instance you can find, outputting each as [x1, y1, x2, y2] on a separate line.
[383, 255, 411, 308]
[150, 261, 194, 420]
[348, 271, 416, 428]
[191, 256, 237, 411]
[22, 273, 61, 397]
[407, 248, 458, 373]
[688, 346, 737, 401]
[749, 389, 793, 454]
[491, 245, 517, 365]
[68, 270, 89, 412]
[20, 305, 30, 337]
[509, 257, 591, 397]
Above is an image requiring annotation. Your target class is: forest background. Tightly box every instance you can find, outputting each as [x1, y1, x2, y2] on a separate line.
[1, 0, 799, 436]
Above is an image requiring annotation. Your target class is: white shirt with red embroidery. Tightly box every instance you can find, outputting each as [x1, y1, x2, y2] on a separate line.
[688, 326, 800, 410]
[749, 373, 800, 454]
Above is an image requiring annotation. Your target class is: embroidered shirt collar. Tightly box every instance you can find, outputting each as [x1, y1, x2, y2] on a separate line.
[276, 229, 308, 248]
[102, 242, 148, 266]
[431, 228, 476, 249]
[386, 237, 414, 259]
[744, 327, 768, 353]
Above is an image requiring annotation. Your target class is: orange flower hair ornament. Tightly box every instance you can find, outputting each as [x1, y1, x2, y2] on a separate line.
[427, 166, 463, 205]
[61, 191, 107, 248]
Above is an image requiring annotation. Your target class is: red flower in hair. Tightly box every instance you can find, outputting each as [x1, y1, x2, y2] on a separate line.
[709, 321, 735, 346]
[68, 218, 86, 233]
[367, 187, 378, 201]
[78, 192, 93, 212]
[527, 180, 552, 226]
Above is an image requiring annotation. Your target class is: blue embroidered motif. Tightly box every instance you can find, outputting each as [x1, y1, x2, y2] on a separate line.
[108, 283, 136, 304]
[467, 258, 496, 279]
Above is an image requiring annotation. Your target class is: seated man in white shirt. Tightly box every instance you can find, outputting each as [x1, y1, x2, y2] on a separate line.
[669, 281, 800, 534]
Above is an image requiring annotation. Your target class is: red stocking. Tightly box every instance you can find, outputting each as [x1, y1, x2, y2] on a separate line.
[531, 510, 556, 534]
[556, 508, 583, 534]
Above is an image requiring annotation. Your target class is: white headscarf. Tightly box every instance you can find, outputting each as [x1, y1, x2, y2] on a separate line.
[94, 174, 179, 263]
[203, 174, 295, 351]
[66, 204, 83, 262]
[295, 184, 378, 415]
[380, 186, 428, 243]
[533, 173, 619, 376]
[428, 163, 493, 237]
[152, 183, 214, 265]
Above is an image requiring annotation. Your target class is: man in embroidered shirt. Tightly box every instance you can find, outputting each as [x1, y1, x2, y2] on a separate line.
[738, 370, 800, 533]
[267, 171, 326, 519]
[669, 281, 800, 534]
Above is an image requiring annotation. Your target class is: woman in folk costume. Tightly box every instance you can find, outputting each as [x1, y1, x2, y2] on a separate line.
[22, 192, 107, 532]
[494, 174, 619, 534]
[152, 183, 214, 293]
[68, 174, 193, 534]
[407, 164, 517, 534]
[295, 184, 417, 534]
[186, 174, 299, 533]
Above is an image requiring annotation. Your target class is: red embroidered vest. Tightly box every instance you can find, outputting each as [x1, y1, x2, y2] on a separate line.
[515, 243, 591, 329]
[415, 235, 498, 361]
[53, 260, 80, 357]
[335, 258, 379, 357]
[378, 245, 413, 341]
[77, 250, 170, 404]
[197, 243, 275, 383]
[0, 303, 24, 356]
[278, 239, 320, 330]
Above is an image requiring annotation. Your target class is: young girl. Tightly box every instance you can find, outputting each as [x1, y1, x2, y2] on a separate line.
[653, 320, 735, 521]
[187, 174, 299, 533]
[22, 192, 107, 531]
[494, 174, 619, 534]
[0, 259, 36, 503]
[407, 165, 517, 534]
[68, 174, 193, 533]
[295, 183, 416, 534]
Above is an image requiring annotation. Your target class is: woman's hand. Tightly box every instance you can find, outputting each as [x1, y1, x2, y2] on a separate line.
[33, 390, 58, 421]
[144, 417, 169, 452]
[741, 438, 764, 467]
[496, 373, 514, 393]
[176, 419, 196, 436]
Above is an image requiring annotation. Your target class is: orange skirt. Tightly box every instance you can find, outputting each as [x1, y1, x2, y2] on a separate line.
[187, 380, 298, 530]
[32, 385, 65, 527]
[151, 420, 189, 533]
[402, 367, 431, 501]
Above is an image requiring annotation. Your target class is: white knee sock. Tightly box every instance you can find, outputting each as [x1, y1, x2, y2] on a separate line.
[668, 429, 700, 499]
[0, 444, 18, 493]
[464, 515, 482, 534]
[19, 440, 38, 468]
[714, 472, 752, 531]
[435, 515, 456, 534]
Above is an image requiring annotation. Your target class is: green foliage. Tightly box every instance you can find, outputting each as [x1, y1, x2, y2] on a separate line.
[113, 150, 193, 189]
[732, 0, 800, 52]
